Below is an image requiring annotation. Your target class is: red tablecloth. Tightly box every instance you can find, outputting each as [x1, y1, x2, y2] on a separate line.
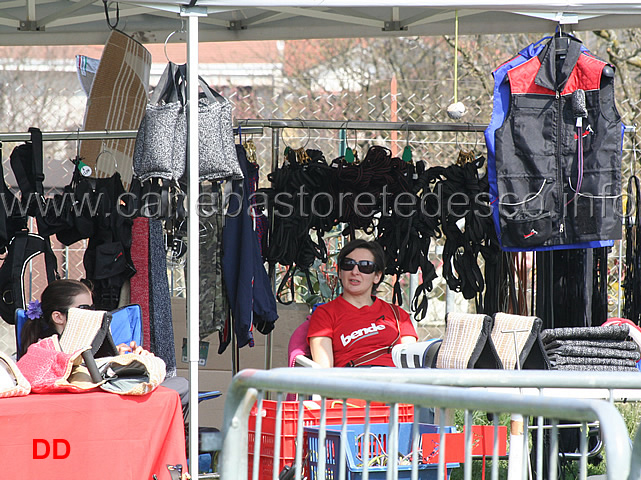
[0, 386, 187, 480]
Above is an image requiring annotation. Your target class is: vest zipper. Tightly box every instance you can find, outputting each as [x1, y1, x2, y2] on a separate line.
[556, 90, 566, 238]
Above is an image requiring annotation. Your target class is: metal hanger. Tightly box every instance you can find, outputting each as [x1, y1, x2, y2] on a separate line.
[164, 19, 187, 64]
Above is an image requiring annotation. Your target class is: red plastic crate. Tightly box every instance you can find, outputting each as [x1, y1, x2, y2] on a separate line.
[248, 399, 414, 480]
[421, 425, 508, 464]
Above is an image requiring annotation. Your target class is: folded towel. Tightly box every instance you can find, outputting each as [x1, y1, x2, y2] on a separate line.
[551, 364, 639, 372]
[545, 345, 640, 361]
[541, 325, 630, 343]
[544, 339, 639, 351]
[548, 355, 638, 368]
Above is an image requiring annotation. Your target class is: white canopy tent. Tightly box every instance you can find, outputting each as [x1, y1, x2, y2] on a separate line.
[5, 1, 641, 475]
[4, 1, 641, 45]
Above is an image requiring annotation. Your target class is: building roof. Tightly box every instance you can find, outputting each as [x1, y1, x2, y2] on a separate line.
[0, 41, 280, 66]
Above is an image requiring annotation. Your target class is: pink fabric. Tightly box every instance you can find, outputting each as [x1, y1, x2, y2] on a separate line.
[288, 317, 312, 367]
[604, 318, 641, 355]
[16, 336, 90, 393]
[286, 317, 312, 401]
[130, 217, 151, 348]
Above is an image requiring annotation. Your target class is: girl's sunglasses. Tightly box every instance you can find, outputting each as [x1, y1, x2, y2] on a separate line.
[60, 304, 95, 315]
[339, 258, 377, 274]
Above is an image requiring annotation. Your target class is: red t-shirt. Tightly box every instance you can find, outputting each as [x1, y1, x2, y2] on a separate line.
[307, 296, 417, 367]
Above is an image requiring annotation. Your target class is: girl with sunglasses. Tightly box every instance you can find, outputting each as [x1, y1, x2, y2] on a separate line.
[19, 279, 145, 358]
[307, 239, 417, 367]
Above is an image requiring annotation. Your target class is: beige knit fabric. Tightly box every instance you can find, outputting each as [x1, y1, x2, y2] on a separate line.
[491, 313, 537, 370]
[79, 30, 151, 189]
[59, 308, 106, 354]
[436, 313, 488, 369]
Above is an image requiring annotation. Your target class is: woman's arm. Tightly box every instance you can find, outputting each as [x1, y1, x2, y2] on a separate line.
[309, 336, 334, 368]
[117, 341, 152, 355]
[400, 335, 417, 344]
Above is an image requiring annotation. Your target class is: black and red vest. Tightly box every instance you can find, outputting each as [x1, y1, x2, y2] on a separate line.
[494, 36, 622, 249]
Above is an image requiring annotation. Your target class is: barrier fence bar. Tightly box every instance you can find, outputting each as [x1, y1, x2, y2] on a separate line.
[278, 368, 641, 395]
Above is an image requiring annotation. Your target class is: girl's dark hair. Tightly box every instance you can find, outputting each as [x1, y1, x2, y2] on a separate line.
[337, 239, 386, 292]
[19, 279, 92, 357]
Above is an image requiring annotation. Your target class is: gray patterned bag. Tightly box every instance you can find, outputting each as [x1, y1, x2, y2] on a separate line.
[133, 62, 243, 183]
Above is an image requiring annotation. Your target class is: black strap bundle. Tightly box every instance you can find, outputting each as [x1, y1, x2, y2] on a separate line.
[332, 146, 412, 237]
[623, 175, 641, 323]
[535, 247, 609, 329]
[420, 156, 498, 311]
[260, 147, 333, 303]
[261, 143, 501, 318]
[376, 159, 439, 316]
[260, 142, 503, 318]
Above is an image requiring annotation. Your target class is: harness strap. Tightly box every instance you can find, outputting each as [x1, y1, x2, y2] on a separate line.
[344, 303, 401, 367]
[623, 175, 641, 322]
[25, 128, 59, 282]
[29, 128, 45, 198]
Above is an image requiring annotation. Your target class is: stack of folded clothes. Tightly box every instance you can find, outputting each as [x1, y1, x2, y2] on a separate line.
[540, 324, 640, 372]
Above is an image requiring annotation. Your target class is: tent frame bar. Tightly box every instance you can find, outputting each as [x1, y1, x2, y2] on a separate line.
[0, 126, 263, 143]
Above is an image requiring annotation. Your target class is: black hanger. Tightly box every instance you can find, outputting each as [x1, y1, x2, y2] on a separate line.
[554, 26, 570, 58]
[103, 1, 119, 30]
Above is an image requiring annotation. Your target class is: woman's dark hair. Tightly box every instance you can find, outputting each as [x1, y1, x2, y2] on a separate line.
[337, 239, 386, 292]
[19, 279, 92, 357]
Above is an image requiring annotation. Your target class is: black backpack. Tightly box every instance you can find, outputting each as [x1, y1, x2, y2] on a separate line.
[0, 128, 59, 324]
[0, 231, 58, 324]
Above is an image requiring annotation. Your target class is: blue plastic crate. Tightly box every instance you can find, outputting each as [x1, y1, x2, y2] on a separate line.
[304, 423, 459, 480]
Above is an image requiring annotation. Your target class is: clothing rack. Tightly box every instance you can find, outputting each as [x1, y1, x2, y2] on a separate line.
[0, 126, 263, 143]
[239, 118, 488, 132]
[239, 118, 636, 134]
[238, 117, 636, 371]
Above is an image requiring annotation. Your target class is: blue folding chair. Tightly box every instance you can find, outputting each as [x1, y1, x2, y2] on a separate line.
[109, 304, 143, 349]
[15, 309, 27, 359]
[15, 304, 143, 360]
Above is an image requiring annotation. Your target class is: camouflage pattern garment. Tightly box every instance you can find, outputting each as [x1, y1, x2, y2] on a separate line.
[198, 182, 230, 339]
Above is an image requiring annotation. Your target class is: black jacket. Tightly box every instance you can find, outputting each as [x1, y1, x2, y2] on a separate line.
[494, 36, 622, 249]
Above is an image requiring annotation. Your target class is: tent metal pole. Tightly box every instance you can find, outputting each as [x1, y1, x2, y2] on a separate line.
[185, 6, 206, 477]
[0, 127, 262, 143]
[265, 126, 280, 376]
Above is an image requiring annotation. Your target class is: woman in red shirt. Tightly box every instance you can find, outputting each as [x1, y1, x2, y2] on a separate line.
[307, 239, 417, 367]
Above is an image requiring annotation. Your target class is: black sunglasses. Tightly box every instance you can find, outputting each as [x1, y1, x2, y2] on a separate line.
[59, 304, 95, 315]
[339, 258, 378, 274]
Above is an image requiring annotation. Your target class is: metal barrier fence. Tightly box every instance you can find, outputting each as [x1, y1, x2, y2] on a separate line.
[219, 368, 636, 480]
